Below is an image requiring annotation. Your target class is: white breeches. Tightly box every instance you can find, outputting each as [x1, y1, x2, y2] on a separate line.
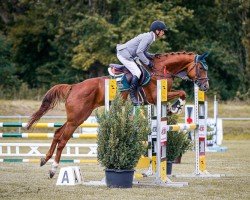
[117, 54, 141, 78]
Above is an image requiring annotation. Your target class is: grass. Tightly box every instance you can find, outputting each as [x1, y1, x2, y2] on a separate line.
[0, 140, 249, 200]
[0, 100, 249, 199]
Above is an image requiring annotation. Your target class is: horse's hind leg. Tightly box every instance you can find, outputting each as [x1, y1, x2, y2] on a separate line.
[49, 119, 89, 178]
[40, 123, 66, 167]
[49, 107, 94, 178]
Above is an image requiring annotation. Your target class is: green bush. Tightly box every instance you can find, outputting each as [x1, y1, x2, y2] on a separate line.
[96, 93, 149, 170]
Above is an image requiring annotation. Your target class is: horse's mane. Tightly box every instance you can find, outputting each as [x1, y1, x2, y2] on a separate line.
[155, 51, 196, 72]
[162, 51, 195, 56]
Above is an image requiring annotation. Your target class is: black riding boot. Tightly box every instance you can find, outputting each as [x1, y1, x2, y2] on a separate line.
[129, 76, 140, 106]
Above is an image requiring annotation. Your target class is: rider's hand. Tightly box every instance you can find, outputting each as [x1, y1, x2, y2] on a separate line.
[148, 61, 154, 68]
[154, 53, 161, 59]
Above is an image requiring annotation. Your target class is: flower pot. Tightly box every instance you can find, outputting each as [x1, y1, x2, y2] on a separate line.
[207, 140, 214, 146]
[105, 169, 135, 188]
[167, 161, 173, 175]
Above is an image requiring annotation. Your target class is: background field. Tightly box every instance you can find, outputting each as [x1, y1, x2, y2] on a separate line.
[0, 99, 249, 138]
[0, 100, 249, 200]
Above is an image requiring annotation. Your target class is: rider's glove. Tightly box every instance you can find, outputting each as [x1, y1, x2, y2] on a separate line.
[148, 61, 154, 68]
[154, 53, 161, 59]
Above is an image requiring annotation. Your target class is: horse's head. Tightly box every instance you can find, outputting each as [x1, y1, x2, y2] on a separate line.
[152, 51, 209, 92]
[186, 52, 209, 91]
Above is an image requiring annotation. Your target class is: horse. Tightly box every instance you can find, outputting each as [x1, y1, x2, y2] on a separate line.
[26, 51, 209, 178]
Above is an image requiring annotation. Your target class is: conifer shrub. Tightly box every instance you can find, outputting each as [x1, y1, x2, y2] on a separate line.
[96, 93, 149, 170]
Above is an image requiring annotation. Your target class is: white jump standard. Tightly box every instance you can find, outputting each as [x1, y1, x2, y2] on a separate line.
[174, 84, 224, 178]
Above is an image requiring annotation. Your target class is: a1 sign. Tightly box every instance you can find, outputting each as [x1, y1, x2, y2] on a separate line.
[56, 166, 83, 186]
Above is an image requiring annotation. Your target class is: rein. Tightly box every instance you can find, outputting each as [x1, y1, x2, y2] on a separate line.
[151, 58, 209, 84]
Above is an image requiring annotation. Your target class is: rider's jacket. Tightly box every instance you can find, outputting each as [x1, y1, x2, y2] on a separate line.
[116, 31, 155, 65]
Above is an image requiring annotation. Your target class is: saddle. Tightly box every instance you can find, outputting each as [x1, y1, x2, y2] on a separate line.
[107, 62, 151, 92]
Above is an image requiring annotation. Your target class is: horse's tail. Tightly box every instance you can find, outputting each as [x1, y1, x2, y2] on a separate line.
[26, 84, 72, 130]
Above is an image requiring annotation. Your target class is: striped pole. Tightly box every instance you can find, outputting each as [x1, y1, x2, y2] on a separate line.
[167, 123, 197, 132]
[0, 133, 97, 139]
[0, 122, 98, 128]
[0, 158, 98, 163]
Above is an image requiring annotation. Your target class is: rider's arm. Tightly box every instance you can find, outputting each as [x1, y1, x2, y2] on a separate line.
[136, 36, 152, 65]
[144, 51, 155, 60]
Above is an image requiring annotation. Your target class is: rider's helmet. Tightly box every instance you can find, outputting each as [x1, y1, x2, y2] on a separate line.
[150, 20, 168, 33]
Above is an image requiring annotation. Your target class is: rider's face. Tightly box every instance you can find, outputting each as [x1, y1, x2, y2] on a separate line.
[156, 30, 165, 38]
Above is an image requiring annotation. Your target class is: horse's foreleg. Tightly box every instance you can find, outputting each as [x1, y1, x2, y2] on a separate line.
[167, 90, 186, 114]
[40, 123, 66, 167]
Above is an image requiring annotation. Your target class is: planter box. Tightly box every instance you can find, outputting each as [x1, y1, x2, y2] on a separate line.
[105, 169, 135, 188]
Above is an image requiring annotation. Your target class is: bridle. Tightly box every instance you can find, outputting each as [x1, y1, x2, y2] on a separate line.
[185, 58, 209, 87]
[150, 55, 209, 87]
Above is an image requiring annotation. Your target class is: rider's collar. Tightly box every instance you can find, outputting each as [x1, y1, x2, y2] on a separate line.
[151, 32, 156, 42]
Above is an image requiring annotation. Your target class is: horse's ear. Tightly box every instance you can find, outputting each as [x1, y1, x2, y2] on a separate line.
[199, 52, 210, 60]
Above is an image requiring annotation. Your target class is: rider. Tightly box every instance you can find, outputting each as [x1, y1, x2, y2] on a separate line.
[116, 20, 168, 105]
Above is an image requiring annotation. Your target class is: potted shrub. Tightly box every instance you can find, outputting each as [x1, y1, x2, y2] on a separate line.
[96, 93, 149, 188]
[166, 115, 192, 174]
[174, 131, 193, 164]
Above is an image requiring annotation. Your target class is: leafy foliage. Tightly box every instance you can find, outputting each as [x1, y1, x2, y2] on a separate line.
[96, 93, 149, 170]
[0, 0, 249, 100]
[0, 33, 22, 96]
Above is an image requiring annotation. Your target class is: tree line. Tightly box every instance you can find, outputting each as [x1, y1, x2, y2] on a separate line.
[0, 0, 249, 100]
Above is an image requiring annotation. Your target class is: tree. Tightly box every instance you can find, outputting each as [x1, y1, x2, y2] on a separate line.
[0, 33, 22, 96]
[0, 0, 249, 100]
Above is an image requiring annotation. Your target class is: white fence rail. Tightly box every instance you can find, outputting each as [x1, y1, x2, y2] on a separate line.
[0, 143, 97, 157]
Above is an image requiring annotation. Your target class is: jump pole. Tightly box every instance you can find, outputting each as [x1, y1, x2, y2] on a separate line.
[0, 132, 97, 139]
[0, 158, 98, 164]
[0, 122, 98, 128]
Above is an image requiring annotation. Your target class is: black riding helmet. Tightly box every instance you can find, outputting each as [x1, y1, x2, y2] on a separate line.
[150, 20, 168, 33]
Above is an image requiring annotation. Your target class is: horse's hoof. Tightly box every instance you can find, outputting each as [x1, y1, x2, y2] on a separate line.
[49, 170, 56, 179]
[40, 158, 47, 167]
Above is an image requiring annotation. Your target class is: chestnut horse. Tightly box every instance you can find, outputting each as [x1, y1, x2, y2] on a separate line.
[27, 51, 209, 178]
